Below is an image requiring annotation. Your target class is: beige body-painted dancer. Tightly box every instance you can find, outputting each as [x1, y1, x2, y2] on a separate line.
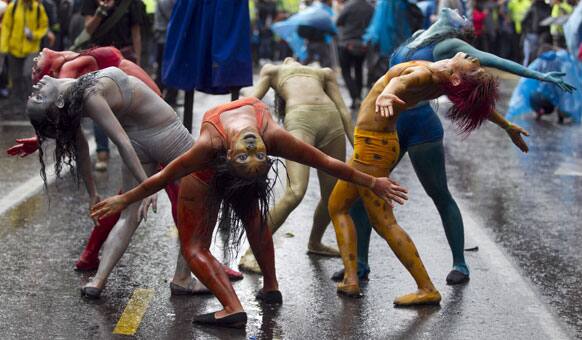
[239, 58, 355, 273]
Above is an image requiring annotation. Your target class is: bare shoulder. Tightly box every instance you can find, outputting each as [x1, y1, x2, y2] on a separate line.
[321, 67, 336, 79]
[260, 63, 278, 76]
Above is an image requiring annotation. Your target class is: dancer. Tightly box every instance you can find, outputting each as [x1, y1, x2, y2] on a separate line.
[26, 67, 238, 299]
[329, 53, 498, 304]
[332, 8, 575, 285]
[8, 47, 242, 281]
[238, 58, 354, 273]
[91, 97, 408, 328]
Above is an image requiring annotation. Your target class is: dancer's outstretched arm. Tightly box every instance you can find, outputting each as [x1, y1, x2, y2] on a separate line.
[488, 110, 529, 153]
[322, 68, 354, 146]
[434, 38, 575, 91]
[264, 124, 408, 205]
[91, 130, 218, 219]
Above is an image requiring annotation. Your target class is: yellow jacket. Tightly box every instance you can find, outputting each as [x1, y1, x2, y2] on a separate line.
[0, 0, 48, 58]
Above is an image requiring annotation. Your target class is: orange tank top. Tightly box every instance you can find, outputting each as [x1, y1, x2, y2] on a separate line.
[201, 97, 268, 141]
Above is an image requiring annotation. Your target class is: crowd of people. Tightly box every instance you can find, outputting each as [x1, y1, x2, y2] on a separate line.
[0, 0, 578, 331]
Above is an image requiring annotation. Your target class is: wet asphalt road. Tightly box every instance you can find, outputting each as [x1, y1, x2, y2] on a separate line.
[0, 75, 579, 339]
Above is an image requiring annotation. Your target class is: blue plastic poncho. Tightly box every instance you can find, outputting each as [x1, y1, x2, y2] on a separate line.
[270, 2, 336, 62]
[564, 2, 582, 58]
[162, 0, 252, 94]
[363, 0, 414, 57]
[507, 50, 582, 123]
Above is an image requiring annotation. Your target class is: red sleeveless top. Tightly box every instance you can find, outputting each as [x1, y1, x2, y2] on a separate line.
[80, 47, 123, 69]
[193, 97, 270, 184]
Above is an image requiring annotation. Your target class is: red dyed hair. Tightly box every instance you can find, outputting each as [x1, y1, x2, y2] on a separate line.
[441, 70, 499, 134]
[32, 49, 58, 84]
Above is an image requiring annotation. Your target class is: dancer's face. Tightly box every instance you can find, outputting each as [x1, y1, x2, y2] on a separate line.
[450, 52, 482, 74]
[228, 128, 269, 178]
[32, 49, 57, 83]
[27, 75, 62, 137]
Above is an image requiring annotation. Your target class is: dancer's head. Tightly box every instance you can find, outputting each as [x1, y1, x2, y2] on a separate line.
[26, 73, 98, 183]
[32, 48, 61, 84]
[227, 127, 271, 178]
[441, 52, 498, 134]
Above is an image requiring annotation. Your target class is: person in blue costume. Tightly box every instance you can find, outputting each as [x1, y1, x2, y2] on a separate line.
[331, 8, 575, 285]
[161, 0, 252, 94]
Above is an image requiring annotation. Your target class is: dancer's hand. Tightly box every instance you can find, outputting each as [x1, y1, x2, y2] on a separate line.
[506, 123, 529, 153]
[89, 195, 102, 224]
[91, 195, 128, 222]
[138, 194, 158, 222]
[371, 177, 408, 208]
[376, 93, 406, 118]
[6, 137, 39, 157]
[542, 72, 576, 92]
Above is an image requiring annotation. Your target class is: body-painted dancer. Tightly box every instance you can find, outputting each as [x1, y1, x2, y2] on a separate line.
[26, 67, 240, 299]
[8, 47, 241, 282]
[330, 54, 500, 304]
[238, 58, 355, 273]
[91, 97, 407, 328]
[332, 8, 574, 285]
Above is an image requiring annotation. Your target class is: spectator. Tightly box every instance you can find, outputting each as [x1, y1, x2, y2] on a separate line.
[336, 0, 373, 109]
[154, 0, 177, 106]
[473, 0, 489, 51]
[0, 0, 48, 103]
[550, 0, 573, 48]
[521, 0, 551, 65]
[508, 0, 531, 35]
[80, 0, 146, 171]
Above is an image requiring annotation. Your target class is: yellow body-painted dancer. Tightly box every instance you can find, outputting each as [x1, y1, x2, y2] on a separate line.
[329, 52, 500, 305]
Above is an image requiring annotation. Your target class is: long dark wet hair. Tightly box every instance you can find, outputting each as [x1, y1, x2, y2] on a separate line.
[205, 152, 280, 263]
[441, 71, 499, 134]
[28, 72, 99, 186]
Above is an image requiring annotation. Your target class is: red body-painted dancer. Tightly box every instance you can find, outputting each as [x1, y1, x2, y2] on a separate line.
[8, 47, 242, 280]
[92, 97, 408, 328]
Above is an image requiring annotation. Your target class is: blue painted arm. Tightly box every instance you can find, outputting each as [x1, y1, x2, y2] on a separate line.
[432, 39, 575, 92]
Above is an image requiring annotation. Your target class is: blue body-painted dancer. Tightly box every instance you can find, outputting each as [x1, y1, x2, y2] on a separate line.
[332, 8, 575, 285]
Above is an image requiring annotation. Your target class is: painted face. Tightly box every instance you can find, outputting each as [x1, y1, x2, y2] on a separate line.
[27, 75, 61, 137]
[438, 8, 471, 30]
[227, 128, 269, 178]
[31, 49, 56, 84]
[450, 52, 482, 74]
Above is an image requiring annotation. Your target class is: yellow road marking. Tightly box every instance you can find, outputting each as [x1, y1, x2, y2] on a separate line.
[112, 288, 154, 336]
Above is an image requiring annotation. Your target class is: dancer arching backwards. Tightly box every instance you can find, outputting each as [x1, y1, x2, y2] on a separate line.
[10, 47, 241, 281]
[238, 58, 354, 273]
[329, 53, 500, 305]
[25, 67, 241, 300]
[332, 8, 575, 286]
[91, 97, 408, 328]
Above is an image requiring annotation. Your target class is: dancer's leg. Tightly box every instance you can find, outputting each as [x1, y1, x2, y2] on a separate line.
[244, 211, 279, 293]
[177, 175, 243, 317]
[358, 186, 440, 305]
[408, 141, 469, 284]
[267, 130, 314, 233]
[240, 131, 313, 273]
[308, 135, 346, 256]
[75, 210, 121, 270]
[328, 177, 361, 296]
[83, 163, 156, 291]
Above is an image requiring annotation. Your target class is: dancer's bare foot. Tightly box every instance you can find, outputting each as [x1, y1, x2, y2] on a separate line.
[393, 288, 441, 306]
[336, 280, 362, 298]
[238, 250, 262, 274]
[170, 277, 210, 295]
[221, 264, 244, 281]
[307, 242, 340, 257]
